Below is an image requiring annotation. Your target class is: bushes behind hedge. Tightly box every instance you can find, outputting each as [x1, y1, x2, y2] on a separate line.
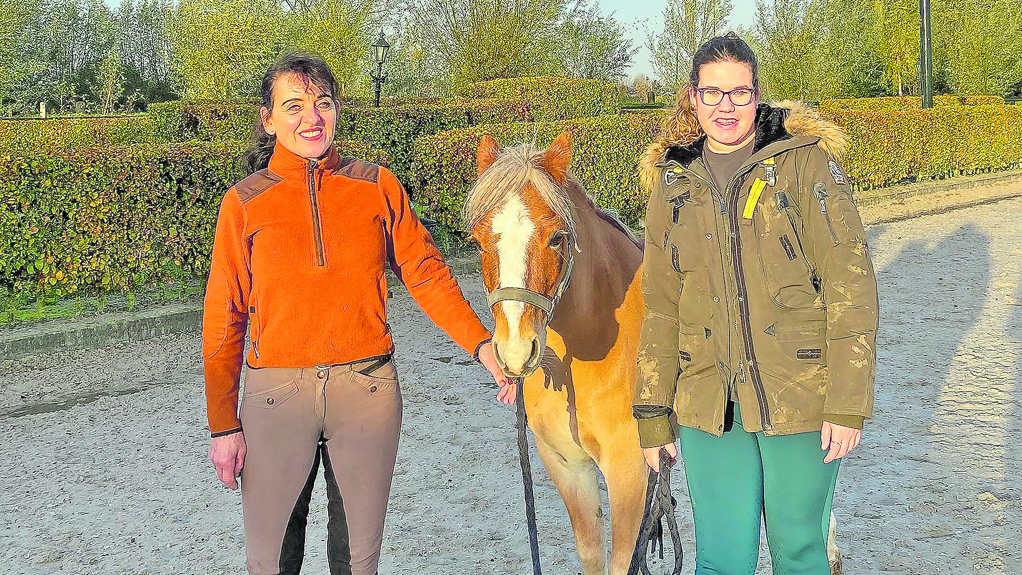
[819, 94, 1005, 114]
[410, 113, 661, 232]
[0, 116, 161, 152]
[460, 77, 621, 121]
[337, 98, 532, 183]
[0, 141, 391, 297]
[825, 104, 1022, 189]
[148, 99, 260, 143]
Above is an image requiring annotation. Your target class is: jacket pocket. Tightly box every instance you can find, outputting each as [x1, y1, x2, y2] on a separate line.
[677, 324, 716, 378]
[770, 318, 827, 366]
[751, 193, 821, 311]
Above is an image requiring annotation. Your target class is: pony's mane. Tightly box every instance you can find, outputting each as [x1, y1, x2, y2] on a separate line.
[463, 142, 638, 245]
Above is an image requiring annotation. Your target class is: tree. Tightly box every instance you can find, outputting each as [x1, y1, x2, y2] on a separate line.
[97, 49, 124, 113]
[934, 0, 1022, 96]
[0, 2, 47, 113]
[633, 73, 653, 103]
[557, 3, 637, 82]
[117, 0, 176, 106]
[168, 0, 385, 100]
[753, 0, 841, 100]
[168, 0, 286, 99]
[405, 0, 572, 88]
[867, 0, 918, 96]
[283, 0, 387, 96]
[380, 27, 450, 98]
[646, 0, 733, 92]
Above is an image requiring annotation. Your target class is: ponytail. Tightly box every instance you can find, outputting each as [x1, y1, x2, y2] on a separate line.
[240, 115, 276, 176]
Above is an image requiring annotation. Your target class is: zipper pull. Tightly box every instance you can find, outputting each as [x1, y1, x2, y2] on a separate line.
[720, 197, 726, 214]
[775, 191, 790, 211]
[813, 181, 829, 215]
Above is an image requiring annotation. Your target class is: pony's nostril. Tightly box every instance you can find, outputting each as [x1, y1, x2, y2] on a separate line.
[527, 337, 540, 367]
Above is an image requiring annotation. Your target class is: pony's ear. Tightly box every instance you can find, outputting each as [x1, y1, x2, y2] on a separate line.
[477, 135, 501, 178]
[543, 131, 572, 186]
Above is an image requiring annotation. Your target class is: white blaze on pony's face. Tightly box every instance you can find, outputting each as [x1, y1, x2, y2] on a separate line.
[468, 132, 576, 377]
[490, 193, 536, 371]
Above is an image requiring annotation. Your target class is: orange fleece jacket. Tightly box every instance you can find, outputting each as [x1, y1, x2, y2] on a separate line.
[202, 142, 491, 435]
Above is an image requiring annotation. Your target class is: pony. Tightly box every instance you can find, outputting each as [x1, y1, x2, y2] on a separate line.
[464, 131, 648, 574]
[465, 131, 844, 575]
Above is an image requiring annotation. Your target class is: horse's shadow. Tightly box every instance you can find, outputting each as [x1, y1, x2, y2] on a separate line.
[538, 349, 581, 446]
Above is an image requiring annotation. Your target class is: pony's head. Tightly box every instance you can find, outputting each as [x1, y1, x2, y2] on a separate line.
[464, 132, 578, 377]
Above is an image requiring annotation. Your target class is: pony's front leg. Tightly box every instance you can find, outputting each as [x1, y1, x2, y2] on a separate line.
[600, 445, 648, 575]
[532, 434, 608, 575]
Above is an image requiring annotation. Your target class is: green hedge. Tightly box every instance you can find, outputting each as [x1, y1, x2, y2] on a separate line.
[148, 99, 260, 143]
[338, 98, 532, 184]
[460, 77, 621, 121]
[825, 104, 1022, 189]
[819, 95, 1005, 114]
[0, 116, 161, 151]
[0, 141, 391, 297]
[410, 113, 661, 232]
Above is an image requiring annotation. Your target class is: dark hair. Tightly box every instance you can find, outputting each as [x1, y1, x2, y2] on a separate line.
[689, 31, 759, 91]
[240, 52, 340, 175]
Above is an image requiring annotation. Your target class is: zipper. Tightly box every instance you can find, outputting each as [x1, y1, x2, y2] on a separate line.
[250, 304, 261, 359]
[307, 160, 326, 266]
[812, 181, 840, 246]
[663, 157, 769, 426]
[775, 191, 819, 292]
[724, 162, 773, 431]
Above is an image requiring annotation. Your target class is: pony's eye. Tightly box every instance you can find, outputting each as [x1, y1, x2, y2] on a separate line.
[548, 233, 565, 248]
[467, 239, 483, 253]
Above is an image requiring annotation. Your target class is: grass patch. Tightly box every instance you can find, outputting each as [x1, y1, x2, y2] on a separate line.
[0, 265, 205, 329]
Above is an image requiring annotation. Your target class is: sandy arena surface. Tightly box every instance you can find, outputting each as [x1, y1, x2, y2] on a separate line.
[1, 197, 1020, 575]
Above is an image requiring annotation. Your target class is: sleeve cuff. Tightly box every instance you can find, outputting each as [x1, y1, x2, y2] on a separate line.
[210, 427, 243, 438]
[823, 414, 864, 430]
[472, 337, 492, 361]
[636, 414, 676, 448]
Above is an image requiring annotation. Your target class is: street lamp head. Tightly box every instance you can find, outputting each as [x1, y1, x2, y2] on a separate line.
[372, 30, 391, 66]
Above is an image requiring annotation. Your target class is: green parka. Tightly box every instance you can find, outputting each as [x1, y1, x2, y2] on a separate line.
[633, 101, 879, 446]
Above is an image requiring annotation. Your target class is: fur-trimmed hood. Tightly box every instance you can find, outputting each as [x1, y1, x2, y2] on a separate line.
[640, 100, 847, 192]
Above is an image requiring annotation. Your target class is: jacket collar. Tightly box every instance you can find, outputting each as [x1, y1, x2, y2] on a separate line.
[267, 139, 342, 176]
[664, 103, 793, 168]
[640, 100, 848, 192]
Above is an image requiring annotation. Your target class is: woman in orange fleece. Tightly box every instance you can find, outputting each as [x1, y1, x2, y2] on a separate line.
[203, 53, 512, 575]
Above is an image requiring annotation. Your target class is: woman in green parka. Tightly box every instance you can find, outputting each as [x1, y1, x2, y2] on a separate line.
[632, 32, 879, 575]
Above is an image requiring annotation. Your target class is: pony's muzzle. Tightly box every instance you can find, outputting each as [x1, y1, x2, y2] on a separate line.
[494, 335, 543, 377]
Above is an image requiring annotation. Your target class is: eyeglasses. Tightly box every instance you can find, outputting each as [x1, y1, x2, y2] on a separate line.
[695, 87, 756, 107]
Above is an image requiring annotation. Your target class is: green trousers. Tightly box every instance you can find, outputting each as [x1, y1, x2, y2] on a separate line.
[678, 405, 840, 575]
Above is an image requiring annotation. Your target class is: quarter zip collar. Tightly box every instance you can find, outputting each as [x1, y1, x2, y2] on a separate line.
[267, 139, 342, 177]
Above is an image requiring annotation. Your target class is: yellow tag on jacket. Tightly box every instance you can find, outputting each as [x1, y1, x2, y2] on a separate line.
[743, 178, 768, 218]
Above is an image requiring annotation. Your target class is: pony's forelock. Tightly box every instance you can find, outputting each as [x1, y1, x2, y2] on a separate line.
[463, 143, 578, 240]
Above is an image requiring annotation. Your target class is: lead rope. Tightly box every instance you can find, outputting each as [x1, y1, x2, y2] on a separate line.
[513, 375, 543, 574]
[627, 448, 684, 575]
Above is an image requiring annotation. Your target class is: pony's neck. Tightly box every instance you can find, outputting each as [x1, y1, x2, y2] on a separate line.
[548, 180, 642, 341]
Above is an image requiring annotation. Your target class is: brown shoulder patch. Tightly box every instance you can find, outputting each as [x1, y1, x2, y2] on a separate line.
[338, 157, 380, 183]
[236, 169, 283, 204]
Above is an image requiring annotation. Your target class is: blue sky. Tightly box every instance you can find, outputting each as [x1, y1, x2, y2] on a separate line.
[595, 0, 760, 78]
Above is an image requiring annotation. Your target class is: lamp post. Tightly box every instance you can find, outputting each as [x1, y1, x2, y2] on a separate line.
[919, 0, 933, 108]
[369, 30, 391, 108]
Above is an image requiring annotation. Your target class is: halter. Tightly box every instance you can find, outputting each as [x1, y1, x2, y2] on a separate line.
[484, 238, 578, 327]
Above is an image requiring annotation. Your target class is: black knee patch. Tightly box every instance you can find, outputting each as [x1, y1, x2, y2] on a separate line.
[279, 447, 321, 574]
[321, 445, 353, 575]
